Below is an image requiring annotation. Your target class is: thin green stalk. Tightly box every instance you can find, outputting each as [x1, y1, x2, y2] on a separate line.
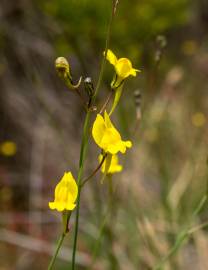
[93, 0, 116, 100]
[81, 153, 107, 188]
[99, 89, 114, 114]
[71, 1, 118, 269]
[48, 232, 66, 270]
[71, 110, 91, 270]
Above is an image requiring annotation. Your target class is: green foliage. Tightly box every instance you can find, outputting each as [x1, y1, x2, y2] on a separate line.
[39, 0, 191, 59]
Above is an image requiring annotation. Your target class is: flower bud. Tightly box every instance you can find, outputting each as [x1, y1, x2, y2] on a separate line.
[55, 57, 71, 80]
[55, 57, 82, 90]
[84, 77, 94, 97]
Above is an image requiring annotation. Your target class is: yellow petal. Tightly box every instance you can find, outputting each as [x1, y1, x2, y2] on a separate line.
[113, 164, 123, 172]
[106, 49, 117, 66]
[130, 68, 141, 77]
[49, 171, 78, 212]
[92, 114, 106, 146]
[115, 58, 133, 79]
[103, 154, 112, 175]
[104, 110, 114, 128]
[56, 203, 65, 212]
[64, 172, 78, 202]
[49, 202, 56, 210]
[101, 128, 122, 152]
[125, 141, 132, 148]
[49, 202, 65, 212]
[99, 154, 123, 174]
[92, 113, 132, 155]
[106, 143, 123, 154]
[117, 142, 127, 154]
[66, 203, 76, 211]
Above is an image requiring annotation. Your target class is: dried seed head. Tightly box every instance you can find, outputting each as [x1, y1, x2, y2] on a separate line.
[134, 90, 142, 107]
[134, 89, 142, 120]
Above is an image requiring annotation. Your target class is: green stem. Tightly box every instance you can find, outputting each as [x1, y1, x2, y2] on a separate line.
[99, 89, 114, 114]
[81, 153, 107, 188]
[93, 0, 115, 100]
[109, 83, 123, 116]
[48, 232, 66, 270]
[71, 1, 118, 268]
[71, 111, 91, 270]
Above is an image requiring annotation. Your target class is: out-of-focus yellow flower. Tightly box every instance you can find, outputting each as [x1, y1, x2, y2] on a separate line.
[99, 154, 122, 174]
[0, 141, 17, 156]
[92, 111, 132, 154]
[192, 112, 206, 127]
[49, 172, 78, 212]
[106, 49, 140, 80]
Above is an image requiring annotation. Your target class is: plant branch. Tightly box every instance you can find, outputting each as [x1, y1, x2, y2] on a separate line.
[71, 110, 91, 270]
[48, 232, 66, 270]
[81, 153, 107, 188]
[99, 90, 114, 114]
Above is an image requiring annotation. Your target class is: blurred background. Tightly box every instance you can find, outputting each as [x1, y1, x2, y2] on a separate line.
[0, 0, 208, 269]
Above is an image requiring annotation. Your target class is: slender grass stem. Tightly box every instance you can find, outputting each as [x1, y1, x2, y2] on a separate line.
[48, 232, 66, 270]
[153, 194, 208, 270]
[188, 220, 208, 234]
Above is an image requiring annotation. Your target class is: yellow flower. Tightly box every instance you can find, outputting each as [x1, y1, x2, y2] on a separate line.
[191, 112, 206, 127]
[99, 154, 123, 174]
[92, 111, 132, 154]
[49, 172, 78, 212]
[0, 141, 17, 156]
[106, 49, 140, 79]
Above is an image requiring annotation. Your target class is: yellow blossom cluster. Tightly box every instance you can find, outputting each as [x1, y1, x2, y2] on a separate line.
[49, 49, 139, 213]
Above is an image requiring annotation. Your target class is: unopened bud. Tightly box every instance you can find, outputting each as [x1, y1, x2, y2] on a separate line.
[55, 57, 82, 90]
[84, 77, 94, 97]
[55, 57, 71, 79]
